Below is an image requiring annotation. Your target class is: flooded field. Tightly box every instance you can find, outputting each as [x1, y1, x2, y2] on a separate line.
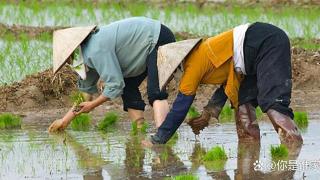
[0, 1, 320, 179]
[0, 108, 319, 179]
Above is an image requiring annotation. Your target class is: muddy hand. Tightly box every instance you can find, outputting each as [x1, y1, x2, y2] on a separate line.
[48, 119, 67, 132]
[187, 110, 210, 135]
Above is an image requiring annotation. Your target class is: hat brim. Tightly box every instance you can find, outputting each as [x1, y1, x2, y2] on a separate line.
[157, 38, 202, 90]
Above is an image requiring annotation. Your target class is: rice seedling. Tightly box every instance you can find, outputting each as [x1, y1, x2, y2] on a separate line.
[219, 105, 234, 122]
[187, 105, 200, 119]
[294, 111, 309, 129]
[0, 113, 22, 129]
[256, 107, 263, 120]
[97, 112, 118, 132]
[203, 146, 228, 161]
[270, 144, 289, 160]
[203, 146, 228, 171]
[167, 132, 179, 146]
[70, 113, 91, 131]
[131, 121, 149, 135]
[166, 174, 199, 180]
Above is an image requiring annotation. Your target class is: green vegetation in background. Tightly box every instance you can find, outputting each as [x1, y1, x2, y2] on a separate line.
[187, 105, 200, 119]
[219, 105, 234, 122]
[203, 146, 228, 171]
[70, 113, 91, 131]
[292, 38, 320, 50]
[270, 144, 289, 160]
[131, 121, 149, 135]
[0, 1, 319, 39]
[0, 113, 22, 129]
[166, 174, 199, 180]
[294, 111, 309, 130]
[97, 112, 118, 131]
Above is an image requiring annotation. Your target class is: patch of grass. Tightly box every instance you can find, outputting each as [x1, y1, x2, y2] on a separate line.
[97, 112, 118, 132]
[294, 111, 309, 129]
[292, 38, 320, 50]
[0, 113, 22, 129]
[167, 174, 199, 180]
[70, 113, 91, 131]
[270, 144, 289, 160]
[187, 105, 200, 119]
[256, 107, 263, 119]
[131, 121, 149, 135]
[203, 146, 228, 161]
[219, 105, 234, 122]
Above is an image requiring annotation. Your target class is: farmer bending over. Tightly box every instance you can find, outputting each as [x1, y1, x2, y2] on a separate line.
[144, 22, 303, 147]
[48, 17, 175, 132]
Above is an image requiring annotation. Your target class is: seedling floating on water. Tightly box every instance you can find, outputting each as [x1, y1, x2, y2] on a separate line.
[0, 113, 22, 129]
[167, 174, 199, 180]
[203, 146, 228, 171]
[294, 111, 309, 129]
[270, 144, 289, 160]
[70, 114, 91, 131]
[97, 112, 118, 131]
[131, 121, 149, 135]
[187, 105, 200, 119]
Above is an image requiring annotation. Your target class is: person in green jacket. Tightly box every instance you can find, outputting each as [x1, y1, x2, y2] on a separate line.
[48, 17, 175, 132]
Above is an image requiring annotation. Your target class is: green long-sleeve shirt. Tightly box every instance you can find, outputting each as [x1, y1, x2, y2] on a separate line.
[78, 17, 161, 99]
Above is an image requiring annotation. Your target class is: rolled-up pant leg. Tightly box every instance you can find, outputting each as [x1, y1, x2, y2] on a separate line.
[146, 24, 176, 105]
[121, 71, 147, 112]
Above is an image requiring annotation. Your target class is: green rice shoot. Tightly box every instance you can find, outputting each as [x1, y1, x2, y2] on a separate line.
[166, 174, 199, 180]
[167, 132, 179, 146]
[187, 105, 200, 119]
[131, 121, 149, 135]
[0, 113, 22, 129]
[203, 146, 228, 161]
[70, 91, 85, 106]
[256, 107, 263, 119]
[219, 105, 234, 122]
[294, 111, 309, 129]
[270, 144, 289, 160]
[97, 112, 118, 131]
[70, 113, 91, 131]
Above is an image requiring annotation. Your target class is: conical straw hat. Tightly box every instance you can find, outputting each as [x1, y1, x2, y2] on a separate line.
[53, 25, 97, 74]
[157, 38, 202, 90]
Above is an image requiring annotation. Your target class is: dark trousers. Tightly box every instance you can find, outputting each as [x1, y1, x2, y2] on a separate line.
[121, 24, 176, 111]
[207, 22, 294, 118]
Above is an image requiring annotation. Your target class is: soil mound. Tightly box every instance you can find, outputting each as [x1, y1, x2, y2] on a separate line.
[0, 48, 319, 112]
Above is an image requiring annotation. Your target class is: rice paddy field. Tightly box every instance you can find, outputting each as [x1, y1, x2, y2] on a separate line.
[0, 0, 320, 179]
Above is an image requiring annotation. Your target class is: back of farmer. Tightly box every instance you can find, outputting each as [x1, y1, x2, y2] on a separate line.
[144, 22, 303, 148]
[48, 17, 175, 132]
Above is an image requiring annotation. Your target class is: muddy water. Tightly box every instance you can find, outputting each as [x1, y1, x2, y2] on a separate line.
[0, 109, 319, 179]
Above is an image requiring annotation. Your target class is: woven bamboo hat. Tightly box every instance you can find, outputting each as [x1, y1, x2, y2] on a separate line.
[52, 25, 97, 74]
[157, 38, 202, 90]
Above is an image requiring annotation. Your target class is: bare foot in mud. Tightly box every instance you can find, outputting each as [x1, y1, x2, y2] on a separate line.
[141, 139, 153, 148]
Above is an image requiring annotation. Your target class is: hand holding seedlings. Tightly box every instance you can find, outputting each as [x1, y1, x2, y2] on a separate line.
[74, 101, 95, 115]
[48, 109, 76, 132]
